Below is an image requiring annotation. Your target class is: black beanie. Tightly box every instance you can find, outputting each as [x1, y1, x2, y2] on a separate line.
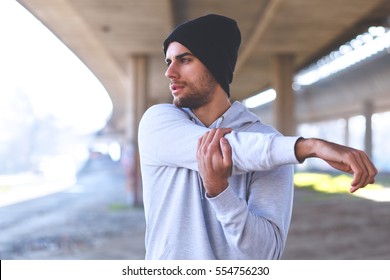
[163, 14, 241, 97]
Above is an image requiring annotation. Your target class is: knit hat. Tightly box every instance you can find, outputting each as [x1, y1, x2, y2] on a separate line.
[163, 14, 241, 97]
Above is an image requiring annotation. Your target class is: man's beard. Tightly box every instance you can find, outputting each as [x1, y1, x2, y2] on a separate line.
[172, 70, 218, 109]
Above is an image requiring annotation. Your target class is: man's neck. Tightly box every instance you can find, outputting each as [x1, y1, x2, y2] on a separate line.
[191, 90, 231, 127]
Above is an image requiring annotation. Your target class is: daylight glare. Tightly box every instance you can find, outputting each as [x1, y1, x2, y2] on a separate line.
[0, 0, 113, 135]
[0, 0, 113, 191]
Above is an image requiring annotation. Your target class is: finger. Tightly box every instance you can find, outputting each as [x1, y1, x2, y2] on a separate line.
[349, 151, 367, 189]
[326, 158, 361, 193]
[203, 129, 217, 152]
[207, 128, 231, 155]
[357, 151, 377, 186]
[326, 160, 353, 174]
[350, 185, 360, 193]
[213, 128, 233, 143]
[196, 135, 204, 160]
[221, 138, 233, 177]
[198, 130, 214, 154]
[220, 137, 232, 167]
[217, 127, 233, 136]
[349, 150, 376, 191]
[211, 129, 225, 149]
[198, 128, 233, 159]
[198, 131, 214, 162]
[355, 152, 371, 188]
[362, 152, 378, 184]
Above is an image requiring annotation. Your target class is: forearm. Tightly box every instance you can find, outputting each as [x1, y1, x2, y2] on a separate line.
[226, 132, 299, 174]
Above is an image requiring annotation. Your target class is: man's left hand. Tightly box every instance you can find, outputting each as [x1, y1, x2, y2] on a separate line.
[197, 128, 233, 197]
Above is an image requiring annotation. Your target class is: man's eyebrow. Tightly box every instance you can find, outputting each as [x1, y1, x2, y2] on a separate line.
[165, 52, 194, 63]
[175, 52, 193, 59]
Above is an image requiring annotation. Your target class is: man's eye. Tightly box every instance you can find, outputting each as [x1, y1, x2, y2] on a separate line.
[181, 58, 191, 63]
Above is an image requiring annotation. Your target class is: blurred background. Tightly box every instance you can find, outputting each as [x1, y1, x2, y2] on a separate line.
[1, 0, 389, 260]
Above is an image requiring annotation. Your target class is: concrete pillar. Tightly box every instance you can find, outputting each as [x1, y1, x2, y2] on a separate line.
[124, 54, 148, 207]
[364, 100, 373, 159]
[344, 117, 350, 146]
[133, 55, 148, 134]
[134, 54, 148, 206]
[271, 54, 295, 136]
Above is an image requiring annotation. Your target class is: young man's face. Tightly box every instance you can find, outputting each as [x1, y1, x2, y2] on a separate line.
[165, 42, 218, 109]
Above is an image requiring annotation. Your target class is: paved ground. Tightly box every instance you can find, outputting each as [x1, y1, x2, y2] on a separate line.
[283, 188, 390, 259]
[0, 157, 146, 260]
[1, 157, 389, 260]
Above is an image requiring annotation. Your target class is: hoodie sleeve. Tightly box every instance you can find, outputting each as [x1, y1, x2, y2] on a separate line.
[207, 164, 294, 259]
[138, 104, 300, 173]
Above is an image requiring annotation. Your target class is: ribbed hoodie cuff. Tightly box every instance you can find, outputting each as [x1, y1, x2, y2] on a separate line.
[206, 186, 246, 223]
[270, 136, 301, 166]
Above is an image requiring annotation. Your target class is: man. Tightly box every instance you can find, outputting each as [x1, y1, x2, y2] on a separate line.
[138, 14, 377, 259]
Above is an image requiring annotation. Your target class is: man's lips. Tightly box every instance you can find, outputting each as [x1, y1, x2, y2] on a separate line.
[170, 83, 185, 94]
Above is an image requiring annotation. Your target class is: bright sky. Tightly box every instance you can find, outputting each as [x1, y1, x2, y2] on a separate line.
[0, 0, 113, 134]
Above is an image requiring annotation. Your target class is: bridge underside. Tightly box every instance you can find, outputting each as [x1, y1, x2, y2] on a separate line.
[16, 0, 390, 142]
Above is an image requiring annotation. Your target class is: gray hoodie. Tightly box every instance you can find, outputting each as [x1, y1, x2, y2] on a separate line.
[138, 102, 300, 259]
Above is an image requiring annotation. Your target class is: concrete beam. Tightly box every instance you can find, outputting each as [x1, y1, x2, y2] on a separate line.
[17, 0, 128, 130]
[235, 0, 282, 73]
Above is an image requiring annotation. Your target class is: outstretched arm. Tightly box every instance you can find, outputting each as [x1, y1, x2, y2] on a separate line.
[139, 104, 377, 190]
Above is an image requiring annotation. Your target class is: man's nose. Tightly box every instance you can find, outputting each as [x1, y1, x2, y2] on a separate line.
[165, 63, 178, 79]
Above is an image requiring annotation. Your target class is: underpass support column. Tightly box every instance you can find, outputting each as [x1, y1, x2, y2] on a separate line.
[126, 54, 148, 207]
[364, 100, 373, 159]
[271, 54, 295, 136]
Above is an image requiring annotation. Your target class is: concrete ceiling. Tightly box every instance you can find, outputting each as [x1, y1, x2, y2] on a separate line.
[17, 0, 390, 134]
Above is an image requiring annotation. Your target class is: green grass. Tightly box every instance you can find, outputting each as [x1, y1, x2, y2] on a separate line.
[107, 203, 132, 211]
[294, 172, 384, 194]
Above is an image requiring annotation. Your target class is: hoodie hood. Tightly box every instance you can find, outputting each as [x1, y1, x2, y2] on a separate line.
[184, 101, 276, 133]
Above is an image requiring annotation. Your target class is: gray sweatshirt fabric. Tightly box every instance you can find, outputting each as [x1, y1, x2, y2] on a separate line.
[138, 102, 300, 259]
